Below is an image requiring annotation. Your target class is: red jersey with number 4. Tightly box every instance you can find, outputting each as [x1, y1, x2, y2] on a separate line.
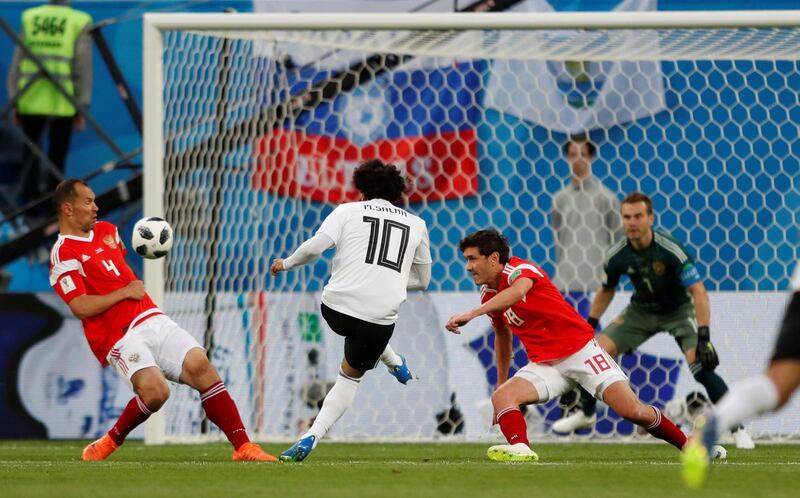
[481, 256, 594, 362]
[49, 221, 159, 366]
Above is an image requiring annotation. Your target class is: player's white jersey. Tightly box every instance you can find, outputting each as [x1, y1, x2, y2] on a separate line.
[791, 259, 800, 291]
[317, 198, 431, 325]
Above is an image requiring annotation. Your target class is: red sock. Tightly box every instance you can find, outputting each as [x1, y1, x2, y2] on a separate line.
[497, 406, 529, 446]
[108, 396, 152, 445]
[645, 406, 687, 450]
[200, 381, 250, 450]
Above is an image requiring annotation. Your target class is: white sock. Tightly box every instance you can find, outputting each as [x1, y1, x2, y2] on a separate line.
[304, 370, 361, 441]
[380, 344, 402, 368]
[715, 374, 779, 436]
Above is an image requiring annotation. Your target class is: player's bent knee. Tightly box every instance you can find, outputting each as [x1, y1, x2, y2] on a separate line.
[767, 361, 800, 408]
[777, 373, 800, 407]
[492, 379, 538, 408]
[135, 380, 170, 411]
[491, 387, 513, 408]
[182, 348, 210, 373]
[340, 359, 365, 379]
[180, 348, 220, 387]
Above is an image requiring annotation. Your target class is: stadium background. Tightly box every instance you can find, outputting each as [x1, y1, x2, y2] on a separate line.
[1, 0, 799, 441]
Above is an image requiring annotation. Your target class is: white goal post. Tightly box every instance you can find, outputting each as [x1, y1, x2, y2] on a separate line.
[142, 11, 800, 444]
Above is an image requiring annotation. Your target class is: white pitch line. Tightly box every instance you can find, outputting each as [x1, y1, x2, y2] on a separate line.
[3, 460, 799, 468]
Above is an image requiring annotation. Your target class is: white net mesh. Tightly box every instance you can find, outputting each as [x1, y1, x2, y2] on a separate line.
[150, 19, 800, 443]
[208, 27, 800, 61]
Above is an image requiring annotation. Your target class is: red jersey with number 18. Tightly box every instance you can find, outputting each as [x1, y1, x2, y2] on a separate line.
[480, 256, 594, 362]
[49, 221, 160, 366]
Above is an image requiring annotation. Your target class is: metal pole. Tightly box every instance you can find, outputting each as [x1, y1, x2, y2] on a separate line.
[200, 17, 234, 434]
[90, 23, 143, 134]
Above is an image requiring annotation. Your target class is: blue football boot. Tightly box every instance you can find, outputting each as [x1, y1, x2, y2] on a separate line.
[388, 355, 413, 384]
[279, 435, 317, 462]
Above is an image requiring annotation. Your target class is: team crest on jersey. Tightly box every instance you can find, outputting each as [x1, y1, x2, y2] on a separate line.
[103, 235, 117, 249]
[652, 261, 665, 276]
[128, 353, 140, 363]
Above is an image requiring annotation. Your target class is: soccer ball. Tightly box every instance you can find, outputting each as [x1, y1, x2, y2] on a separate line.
[132, 217, 173, 259]
[711, 444, 728, 460]
[665, 391, 711, 428]
[685, 391, 711, 418]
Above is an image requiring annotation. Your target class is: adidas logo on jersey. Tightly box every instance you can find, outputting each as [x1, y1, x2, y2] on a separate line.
[82, 254, 91, 262]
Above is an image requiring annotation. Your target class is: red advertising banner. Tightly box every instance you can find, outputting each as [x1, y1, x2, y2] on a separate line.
[253, 128, 478, 204]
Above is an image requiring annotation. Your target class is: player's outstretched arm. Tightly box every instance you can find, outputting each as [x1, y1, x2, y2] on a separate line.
[68, 280, 145, 319]
[271, 233, 335, 276]
[408, 228, 432, 290]
[445, 278, 533, 333]
[588, 286, 615, 323]
[687, 281, 711, 327]
[494, 323, 513, 386]
[687, 281, 718, 369]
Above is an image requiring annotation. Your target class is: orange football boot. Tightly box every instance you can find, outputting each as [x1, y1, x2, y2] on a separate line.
[232, 442, 278, 462]
[82, 434, 119, 461]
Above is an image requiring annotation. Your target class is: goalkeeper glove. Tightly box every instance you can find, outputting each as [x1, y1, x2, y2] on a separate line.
[696, 326, 719, 370]
[587, 317, 600, 331]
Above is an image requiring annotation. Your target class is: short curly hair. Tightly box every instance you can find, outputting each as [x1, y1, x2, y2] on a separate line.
[458, 229, 510, 264]
[352, 159, 407, 202]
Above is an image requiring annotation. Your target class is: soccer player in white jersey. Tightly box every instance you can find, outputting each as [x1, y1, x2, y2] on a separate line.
[682, 260, 800, 488]
[270, 159, 432, 462]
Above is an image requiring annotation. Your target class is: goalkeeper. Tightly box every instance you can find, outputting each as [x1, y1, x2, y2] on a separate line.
[552, 192, 754, 449]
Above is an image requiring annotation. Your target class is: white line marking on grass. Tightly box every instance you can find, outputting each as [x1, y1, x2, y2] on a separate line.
[2, 460, 799, 468]
[266, 460, 800, 467]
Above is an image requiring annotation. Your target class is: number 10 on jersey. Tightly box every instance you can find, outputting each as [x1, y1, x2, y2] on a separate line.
[363, 216, 410, 273]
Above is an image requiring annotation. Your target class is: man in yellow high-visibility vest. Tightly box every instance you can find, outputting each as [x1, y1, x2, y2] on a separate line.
[6, 0, 92, 214]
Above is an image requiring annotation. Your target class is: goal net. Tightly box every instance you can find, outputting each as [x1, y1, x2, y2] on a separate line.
[142, 12, 800, 444]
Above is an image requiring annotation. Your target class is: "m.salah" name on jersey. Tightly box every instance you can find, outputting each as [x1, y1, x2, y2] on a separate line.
[363, 204, 407, 216]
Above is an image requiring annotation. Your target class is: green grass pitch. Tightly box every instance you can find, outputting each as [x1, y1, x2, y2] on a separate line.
[1, 441, 798, 498]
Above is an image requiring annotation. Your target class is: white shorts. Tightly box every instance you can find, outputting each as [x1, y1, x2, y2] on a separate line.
[107, 314, 203, 389]
[513, 339, 628, 402]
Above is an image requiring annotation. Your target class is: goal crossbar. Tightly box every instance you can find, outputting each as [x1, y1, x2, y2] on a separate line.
[143, 11, 800, 31]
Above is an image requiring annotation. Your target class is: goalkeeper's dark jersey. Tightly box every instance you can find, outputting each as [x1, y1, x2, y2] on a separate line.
[601, 229, 702, 314]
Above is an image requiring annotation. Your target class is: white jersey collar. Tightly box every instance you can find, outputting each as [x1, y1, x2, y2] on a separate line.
[58, 230, 95, 242]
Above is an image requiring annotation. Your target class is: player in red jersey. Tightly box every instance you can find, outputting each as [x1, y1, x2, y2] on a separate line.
[446, 229, 688, 461]
[49, 179, 275, 462]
